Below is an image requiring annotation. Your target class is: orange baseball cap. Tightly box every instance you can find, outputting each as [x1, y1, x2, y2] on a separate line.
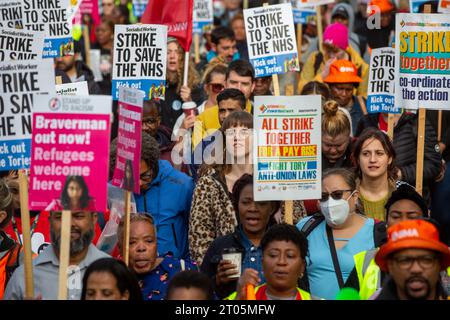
[375, 220, 450, 272]
[323, 60, 362, 84]
[368, 0, 395, 14]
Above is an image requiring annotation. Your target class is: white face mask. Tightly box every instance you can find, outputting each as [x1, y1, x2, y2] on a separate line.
[320, 191, 355, 226]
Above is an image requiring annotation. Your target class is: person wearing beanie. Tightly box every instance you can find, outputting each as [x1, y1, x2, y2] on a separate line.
[366, 0, 396, 49]
[344, 184, 449, 299]
[323, 59, 366, 135]
[299, 23, 369, 97]
[374, 219, 450, 300]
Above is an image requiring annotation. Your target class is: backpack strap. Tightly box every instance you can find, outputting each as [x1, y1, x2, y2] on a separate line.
[357, 96, 368, 115]
[373, 221, 387, 247]
[300, 212, 325, 237]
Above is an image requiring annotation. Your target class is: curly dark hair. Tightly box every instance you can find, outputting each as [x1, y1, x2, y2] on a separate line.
[61, 176, 92, 210]
[231, 173, 280, 226]
[261, 224, 308, 261]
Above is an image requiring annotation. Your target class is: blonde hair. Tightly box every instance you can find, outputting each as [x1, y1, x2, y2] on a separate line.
[322, 100, 351, 138]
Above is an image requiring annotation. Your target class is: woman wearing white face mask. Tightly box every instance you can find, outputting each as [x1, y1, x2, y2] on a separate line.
[296, 168, 384, 300]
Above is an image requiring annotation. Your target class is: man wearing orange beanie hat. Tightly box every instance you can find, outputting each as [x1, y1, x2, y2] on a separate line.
[324, 59, 366, 136]
[374, 219, 450, 300]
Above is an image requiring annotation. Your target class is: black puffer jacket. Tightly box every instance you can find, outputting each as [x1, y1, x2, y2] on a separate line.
[356, 112, 442, 203]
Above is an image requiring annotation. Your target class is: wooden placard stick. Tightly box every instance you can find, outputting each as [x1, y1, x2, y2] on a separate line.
[316, 6, 324, 53]
[243, 0, 249, 10]
[194, 34, 200, 64]
[83, 26, 91, 68]
[387, 113, 395, 140]
[438, 110, 442, 142]
[18, 170, 34, 299]
[123, 190, 131, 266]
[415, 4, 432, 195]
[296, 23, 303, 93]
[57, 210, 71, 300]
[183, 52, 190, 87]
[55, 76, 62, 85]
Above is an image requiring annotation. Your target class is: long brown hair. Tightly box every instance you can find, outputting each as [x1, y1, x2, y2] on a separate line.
[352, 127, 398, 181]
[167, 40, 200, 93]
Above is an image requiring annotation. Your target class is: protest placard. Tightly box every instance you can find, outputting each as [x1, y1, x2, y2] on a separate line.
[0, 59, 55, 171]
[438, 0, 450, 12]
[254, 95, 321, 201]
[29, 94, 112, 212]
[112, 24, 167, 100]
[244, 3, 300, 78]
[292, 7, 316, 25]
[367, 47, 398, 113]
[132, 0, 148, 18]
[394, 13, 450, 110]
[0, 0, 22, 29]
[296, 0, 335, 7]
[72, 0, 100, 26]
[0, 27, 45, 61]
[111, 87, 144, 194]
[55, 81, 89, 95]
[193, 0, 213, 34]
[21, 0, 73, 58]
[409, 0, 438, 12]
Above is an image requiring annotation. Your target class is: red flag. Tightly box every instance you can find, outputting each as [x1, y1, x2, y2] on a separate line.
[141, 0, 194, 52]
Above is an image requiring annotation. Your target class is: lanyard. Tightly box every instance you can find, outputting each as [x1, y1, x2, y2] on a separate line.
[11, 211, 40, 246]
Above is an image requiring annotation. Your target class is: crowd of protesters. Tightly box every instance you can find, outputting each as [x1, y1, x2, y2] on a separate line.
[0, 0, 449, 301]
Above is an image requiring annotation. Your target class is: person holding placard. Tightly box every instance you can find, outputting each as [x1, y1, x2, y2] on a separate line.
[352, 128, 398, 221]
[201, 174, 280, 299]
[296, 168, 382, 300]
[112, 133, 194, 259]
[324, 60, 366, 136]
[189, 111, 254, 265]
[117, 213, 197, 300]
[4, 211, 109, 300]
[355, 113, 442, 205]
[299, 23, 369, 97]
[0, 179, 22, 299]
[161, 38, 202, 130]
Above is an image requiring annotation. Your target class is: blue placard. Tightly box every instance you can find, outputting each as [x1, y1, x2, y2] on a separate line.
[251, 53, 300, 77]
[0, 140, 31, 171]
[367, 94, 400, 113]
[292, 8, 316, 24]
[112, 79, 167, 101]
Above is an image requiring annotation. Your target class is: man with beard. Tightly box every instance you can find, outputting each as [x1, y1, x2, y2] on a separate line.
[4, 211, 109, 300]
[374, 219, 450, 300]
[54, 43, 101, 95]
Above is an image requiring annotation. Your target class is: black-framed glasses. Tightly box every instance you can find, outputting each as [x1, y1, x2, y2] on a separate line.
[139, 171, 152, 181]
[321, 190, 353, 202]
[392, 255, 438, 270]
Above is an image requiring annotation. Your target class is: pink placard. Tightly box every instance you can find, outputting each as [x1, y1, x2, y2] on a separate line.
[111, 87, 144, 194]
[29, 95, 112, 212]
[73, 0, 101, 26]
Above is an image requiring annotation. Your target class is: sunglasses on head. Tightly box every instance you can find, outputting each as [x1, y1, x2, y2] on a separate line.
[209, 83, 224, 93]
[321, 189, 353, 202]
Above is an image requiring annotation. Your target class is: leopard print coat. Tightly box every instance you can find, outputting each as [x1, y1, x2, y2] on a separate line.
[188, 168, 237, 265]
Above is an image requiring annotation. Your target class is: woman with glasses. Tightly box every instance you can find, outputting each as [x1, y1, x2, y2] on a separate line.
[296, 168, 378, 300]
[189, 111, 253, 266]
[117, 212, 198, 300]
[353, 127, 398, 221]
[201, 174, 280, 299]
[172, 63, 227, 139]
